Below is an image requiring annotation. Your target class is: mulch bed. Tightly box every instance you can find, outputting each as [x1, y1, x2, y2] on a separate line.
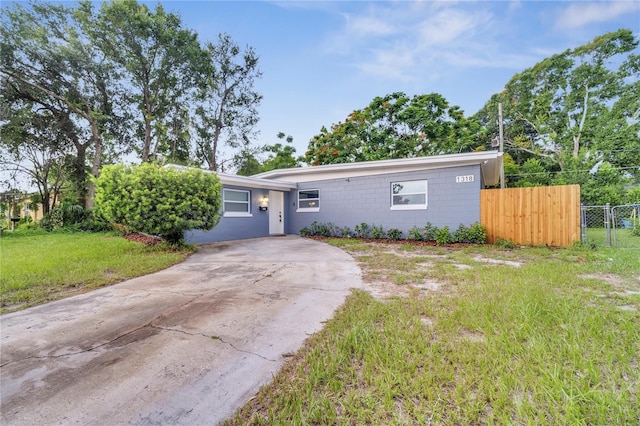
[305, 235, 475, 248]
[123, 232, 163, 246]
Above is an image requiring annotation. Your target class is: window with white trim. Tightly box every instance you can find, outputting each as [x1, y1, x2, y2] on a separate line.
[297, 189, 320, 212]
[390, 180, 427, 210]
[223, 189, 252, 217]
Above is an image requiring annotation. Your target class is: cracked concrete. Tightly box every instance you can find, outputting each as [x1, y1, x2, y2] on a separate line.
[0, 236, 362, 425]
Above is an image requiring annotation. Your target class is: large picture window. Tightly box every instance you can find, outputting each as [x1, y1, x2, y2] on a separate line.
[223, 189, 251, 217]
[297, 189, 320, 212]
[391, 180, 427, 210]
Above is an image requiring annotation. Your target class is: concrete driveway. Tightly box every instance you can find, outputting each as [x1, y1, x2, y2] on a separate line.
[0, 236, 362, 425]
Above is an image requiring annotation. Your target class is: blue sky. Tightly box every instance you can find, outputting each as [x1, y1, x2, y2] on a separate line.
[157, 0, 640, 159]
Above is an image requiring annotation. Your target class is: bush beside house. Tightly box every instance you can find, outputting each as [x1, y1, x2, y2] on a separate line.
[94, 163, 222, 245]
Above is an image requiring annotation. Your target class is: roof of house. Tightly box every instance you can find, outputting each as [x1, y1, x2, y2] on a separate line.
[254, 150, 503, 186]
[166, 164, 297, 190]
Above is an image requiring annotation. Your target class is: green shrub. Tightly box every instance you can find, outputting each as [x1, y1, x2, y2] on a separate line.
[435, 226, 451, 245]
[40, 206, 65, 231]
[407, 226, 423, 241]
[94, 163, 222, 245]
[354, 223, 370, 238]
[299, 226, 311, 237]
[387, 228, 403, 240]
[496, 238, 515, 249]
[407, 222, 437, 241]
[308, 221, 331, 237]
[339, 226, 352, 238]
[370, 224, 385, 239]
[422, 222, 437, 241]
[452, 222, 487, 244]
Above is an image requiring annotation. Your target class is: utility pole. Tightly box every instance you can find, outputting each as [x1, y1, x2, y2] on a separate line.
[498, 102, 505, 189]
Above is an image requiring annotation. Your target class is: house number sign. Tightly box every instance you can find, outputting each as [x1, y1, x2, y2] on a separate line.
[455, 175, 475, 183]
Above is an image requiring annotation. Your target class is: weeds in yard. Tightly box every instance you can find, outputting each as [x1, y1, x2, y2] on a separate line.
[226, 241, 640, 425]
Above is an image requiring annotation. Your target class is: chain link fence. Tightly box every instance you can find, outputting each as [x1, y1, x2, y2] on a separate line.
[581, 203, 640, 249]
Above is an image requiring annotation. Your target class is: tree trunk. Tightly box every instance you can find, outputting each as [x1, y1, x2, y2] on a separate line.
[86, 120, 103, 209]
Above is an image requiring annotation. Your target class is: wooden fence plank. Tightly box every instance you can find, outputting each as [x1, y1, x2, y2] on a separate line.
[480, 185, 581, 247]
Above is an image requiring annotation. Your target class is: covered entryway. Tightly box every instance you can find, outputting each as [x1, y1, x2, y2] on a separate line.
[269, 190, 285, 235]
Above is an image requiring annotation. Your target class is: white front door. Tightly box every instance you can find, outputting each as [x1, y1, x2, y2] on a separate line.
[268, 191, 285, 235]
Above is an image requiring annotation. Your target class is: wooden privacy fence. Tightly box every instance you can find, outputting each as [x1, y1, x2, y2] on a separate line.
[480, 185, 581, 247]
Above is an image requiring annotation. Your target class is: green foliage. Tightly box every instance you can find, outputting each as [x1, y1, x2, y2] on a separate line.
[386, 228, 403, 240]
[40, 206, 65, 231]
[338, 226, 352, 238]
[354, 223, 371, 239]
[78, 0, 204, 164]
[235, 133, 302, 176]
[305, 92, 481, 166]
[261, 133, 302, 171]
[626, 186, 640, 203]
[496, 238, 516, 249]
[94, 163, 221, 244]
[370, 224, 385, 239]
[434, 226, 452, 245]
[452, 223, 488, 244]
[299, 221, 485, 245]
[513, 158, 551, 187]
[1, 231, 190, 311]
[407, 222, 437, 241]
[476, 29, 639, 198]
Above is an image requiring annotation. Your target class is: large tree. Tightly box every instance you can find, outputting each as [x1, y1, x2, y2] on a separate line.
[195, 34, 262, 171]
[77, 0, 205, 163]
[0, 1, 124, 208]
[234, 132, 302, 176]
[305, 92, 481, 166]
[0, 96, 71, 214]
[476, 29, 640, 189]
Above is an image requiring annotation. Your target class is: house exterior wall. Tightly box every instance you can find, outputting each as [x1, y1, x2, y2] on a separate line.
[184, 185, 279, 244]
[288, 165, 482, 236]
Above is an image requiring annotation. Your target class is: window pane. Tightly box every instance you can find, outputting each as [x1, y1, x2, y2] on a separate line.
[393, 194, 426, 205]
[299, 200, 319, 209]
[392, 181, 425, 195]
[299, 190, 319, 200]
[224, 190, 249, 202]
[224, 202, 248, 212]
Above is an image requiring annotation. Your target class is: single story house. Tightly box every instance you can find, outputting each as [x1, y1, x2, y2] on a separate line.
[185, 150, 503, 244]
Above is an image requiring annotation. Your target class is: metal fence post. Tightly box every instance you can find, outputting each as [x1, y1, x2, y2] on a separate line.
[605, 203, 611, 247]
[580, 203, 586, 244]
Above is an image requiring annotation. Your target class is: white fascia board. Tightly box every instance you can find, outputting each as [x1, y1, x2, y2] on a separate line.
[164, 164, 296, 190]
[255, 151, 502, 184]
[217, 173, 296, 190]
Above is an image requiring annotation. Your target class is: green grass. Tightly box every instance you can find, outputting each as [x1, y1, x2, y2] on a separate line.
[225, 240, 640, 425]
[584, 227, 640, 250]
[0, 229, 192, 313]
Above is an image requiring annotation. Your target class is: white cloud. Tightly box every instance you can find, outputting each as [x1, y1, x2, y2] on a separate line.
[325, 2, 508, 81]
[355, 42, 418, 82]
[416, 8, 493, 48]
[554, 1, 640, 30]
[346, 15, 396, 37]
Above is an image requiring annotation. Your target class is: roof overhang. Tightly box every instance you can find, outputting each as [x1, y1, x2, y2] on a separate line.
[254, 151, 503, 187]
[217, 172, 296, 190]
[165, 164, 296, 190]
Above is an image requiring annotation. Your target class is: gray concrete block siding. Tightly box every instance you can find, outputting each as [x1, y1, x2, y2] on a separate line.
[288, 165, 482, 236]
[181, 150, 503, 244]
[185, 185, 275, 244]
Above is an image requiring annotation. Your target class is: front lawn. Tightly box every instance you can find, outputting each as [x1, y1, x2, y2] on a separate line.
[226, 240, 640, 424]
[0, 230, 192, 313]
